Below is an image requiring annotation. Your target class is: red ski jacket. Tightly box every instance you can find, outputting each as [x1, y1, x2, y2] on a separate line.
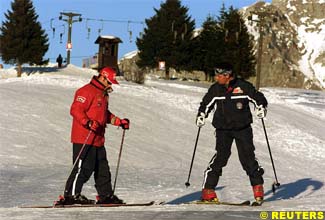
[70, 76, 121, 147]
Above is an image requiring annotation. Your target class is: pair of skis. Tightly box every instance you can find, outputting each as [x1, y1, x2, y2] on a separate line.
[21, 201, 155, 208]
[21, 199, 263, 209]
[189, 200, 263, 206]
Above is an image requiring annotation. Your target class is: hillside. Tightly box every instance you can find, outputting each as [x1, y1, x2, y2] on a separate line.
[242, 0, 325, 89]
[0, 65, 324, 219]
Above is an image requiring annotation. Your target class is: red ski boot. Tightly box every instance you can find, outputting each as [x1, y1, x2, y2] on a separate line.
[252, 184, 264, 205]
[201, 188, 219, 202]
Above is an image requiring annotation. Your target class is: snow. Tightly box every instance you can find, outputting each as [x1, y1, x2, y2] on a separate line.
[244, 1, 325, 89]
[121, 50, 138, 60]
[245, 19, 259, 41]
[99, 35, 120, 40]
[297, 20, 325, 87]
[284, 3, 325, 88]
[287, 0, 292, 9]
[193, 28, 203, 38]
[0, 65, 325, 219]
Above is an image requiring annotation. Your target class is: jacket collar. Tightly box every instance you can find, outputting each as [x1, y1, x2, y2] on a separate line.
[228, 77, 237, 87]
[90, 76, 106, 91]
[224, 77, 237, 94]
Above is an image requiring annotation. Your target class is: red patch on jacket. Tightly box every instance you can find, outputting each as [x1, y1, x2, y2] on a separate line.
[233, 87, 243, 94]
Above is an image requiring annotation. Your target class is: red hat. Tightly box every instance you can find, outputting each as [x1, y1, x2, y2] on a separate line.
[100, 67, 119, 84]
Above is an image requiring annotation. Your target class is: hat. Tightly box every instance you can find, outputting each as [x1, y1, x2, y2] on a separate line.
[100, 67, 119, 84]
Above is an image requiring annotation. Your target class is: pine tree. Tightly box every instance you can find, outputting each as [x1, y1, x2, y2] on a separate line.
[191, 4, 255, 81]
[136, 0, 195, 79]
[192, 15, 226, 81]
[221, 7, 255, 79]
[0, 0, 49, 77]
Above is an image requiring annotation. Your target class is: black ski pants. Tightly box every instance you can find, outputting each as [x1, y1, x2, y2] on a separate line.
[64, 144, 113, 198]
[202, 126, 264, 189]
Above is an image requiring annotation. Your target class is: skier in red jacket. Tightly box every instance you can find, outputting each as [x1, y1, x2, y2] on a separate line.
[56, 67, 130, 205]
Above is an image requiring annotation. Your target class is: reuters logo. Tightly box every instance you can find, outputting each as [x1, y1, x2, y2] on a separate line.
[260, 211, 269, 219]
[266, 211, 324, 219]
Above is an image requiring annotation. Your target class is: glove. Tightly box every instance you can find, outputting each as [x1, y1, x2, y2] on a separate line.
[88, 120, 101, 132]
[120, 118, 130, 130]
[256, 105, 267, 119]
[196, 112, 206, 127]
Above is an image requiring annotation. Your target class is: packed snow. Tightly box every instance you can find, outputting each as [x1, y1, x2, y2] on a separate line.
[0, 65, 324, 220]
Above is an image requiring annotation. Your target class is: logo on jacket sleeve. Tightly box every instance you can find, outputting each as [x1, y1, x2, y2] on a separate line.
[233, 87, 243, 94]
[76, 96, 86, 103]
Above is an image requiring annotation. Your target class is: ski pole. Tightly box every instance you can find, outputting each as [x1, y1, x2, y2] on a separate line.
[64, 130, 92, 194]
[261, 118, 280, 193]
[71, 130, 92, 173]
[112, 129, 126, 194]
[185, 127, 201, 188]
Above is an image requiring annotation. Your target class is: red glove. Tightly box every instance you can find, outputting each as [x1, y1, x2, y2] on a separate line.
[88, 120, 101, 133]
[120, 118, 130, 130]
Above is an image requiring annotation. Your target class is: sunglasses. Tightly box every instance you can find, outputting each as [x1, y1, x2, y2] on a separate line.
[217, 74, 229, 77]
[215, 69, 232, 76]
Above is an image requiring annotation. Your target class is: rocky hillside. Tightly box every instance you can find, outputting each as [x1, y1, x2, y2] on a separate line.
[242, 0, 325, 90]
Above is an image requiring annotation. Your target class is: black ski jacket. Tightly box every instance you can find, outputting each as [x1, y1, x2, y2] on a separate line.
[198, 78, 268, 130]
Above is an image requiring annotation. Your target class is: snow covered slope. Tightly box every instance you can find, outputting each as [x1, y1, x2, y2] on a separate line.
[0, 65, 324, 219]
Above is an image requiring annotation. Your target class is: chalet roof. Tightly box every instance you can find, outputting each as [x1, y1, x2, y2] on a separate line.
[95, 35, 123, 44]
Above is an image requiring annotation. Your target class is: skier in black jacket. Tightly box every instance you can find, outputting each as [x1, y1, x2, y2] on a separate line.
[196, 67, 267, 205]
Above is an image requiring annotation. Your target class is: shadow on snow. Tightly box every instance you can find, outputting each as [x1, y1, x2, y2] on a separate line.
[20, 66, 61, 75]
[165, 178, 323, 204]
[265, 178, 323, 202]
[165, 186, 225, 204]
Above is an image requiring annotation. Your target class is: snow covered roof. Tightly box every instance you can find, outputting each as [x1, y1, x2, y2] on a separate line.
[100, 35, 119, 40]
[121, 50, 138, 60]
[95, 35, 122, 44]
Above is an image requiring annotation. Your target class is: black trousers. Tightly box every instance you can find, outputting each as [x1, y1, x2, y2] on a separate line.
[64, 144, 113, 198]
[203, 126, 264, 189]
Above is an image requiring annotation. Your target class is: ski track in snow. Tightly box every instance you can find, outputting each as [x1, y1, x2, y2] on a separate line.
[0, 65, 324, 219]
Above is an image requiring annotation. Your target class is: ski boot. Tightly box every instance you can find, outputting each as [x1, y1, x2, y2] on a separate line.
[96, 194, 125, 204]
[54, 194, 95, 206]
[201, 188, 219, 203]
[252, 184, 264, 206]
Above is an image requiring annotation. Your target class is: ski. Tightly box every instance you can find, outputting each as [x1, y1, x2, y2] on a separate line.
[184, 200, 251, 206]
[20, 201, 155, 209]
